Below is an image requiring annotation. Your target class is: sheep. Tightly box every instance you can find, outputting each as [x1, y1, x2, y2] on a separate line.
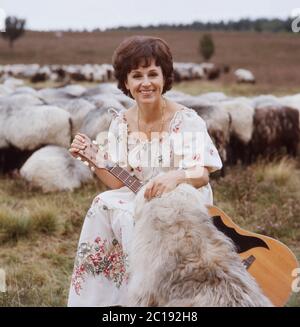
[80, 106, 119, 140]
[173, 62, 194, 81]
[278, 94, 300, 129]
[12, 86, 39, 96]
[217, 98, 255, 165]
[190, 103, 231, 167]
[2, 77, 24, 90]
[194, 92, 228, 103]
[251, 95, 281, 109]
[48, 98, 96, 136]
[20, 145, 93, 192]
[62, 85, 87, 97]
[3, 104, 72, 150]
[0, 93, 44, 107]
[127, 182, 272, 307]
[87, 94, 126, 112]
[37, 87, 75, 103]
[0, 104, 10, 148]
[0, 84, 13, 97]
[234, 69, 255, 84]
[249, 106, 300, 161]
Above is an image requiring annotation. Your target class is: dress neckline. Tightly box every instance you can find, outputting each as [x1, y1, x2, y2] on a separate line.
[120, 106, 186, 144]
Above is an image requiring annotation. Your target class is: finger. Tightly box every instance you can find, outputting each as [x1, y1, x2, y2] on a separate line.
[77, 133, 89, 142]
[72, 140, 86, 149]
[148, 183, 157, 200]
[69, 148, 77, 153]
[149, 187, 155, 199]
[144, 181, 153, 200]
[71, 145, 84, 152]
[148, 181, 156, 200]
[74, 135, 86, 143]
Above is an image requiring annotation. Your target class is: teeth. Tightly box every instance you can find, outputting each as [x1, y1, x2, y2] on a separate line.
[140, 90, 153, 94]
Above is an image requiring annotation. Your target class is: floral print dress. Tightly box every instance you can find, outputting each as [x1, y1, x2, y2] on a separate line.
[67, 106, 222, 306]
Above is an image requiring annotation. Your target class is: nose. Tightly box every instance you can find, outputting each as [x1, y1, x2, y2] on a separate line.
[141, 76, 151, 87]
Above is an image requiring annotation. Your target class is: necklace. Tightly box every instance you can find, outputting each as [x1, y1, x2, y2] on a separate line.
[137, 98, 166, 140]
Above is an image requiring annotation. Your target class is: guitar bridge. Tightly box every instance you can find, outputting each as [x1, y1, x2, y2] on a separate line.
[242, 255, 256, 270]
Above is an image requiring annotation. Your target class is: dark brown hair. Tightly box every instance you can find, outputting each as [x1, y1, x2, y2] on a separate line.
[112, 35, 173, 98]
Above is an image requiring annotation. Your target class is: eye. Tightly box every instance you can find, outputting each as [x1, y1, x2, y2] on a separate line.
[133, 74, 142, 78]
[149, 72, 158, 77]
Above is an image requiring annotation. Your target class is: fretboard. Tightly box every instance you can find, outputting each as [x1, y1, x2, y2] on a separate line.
[106, 164, 144, 193]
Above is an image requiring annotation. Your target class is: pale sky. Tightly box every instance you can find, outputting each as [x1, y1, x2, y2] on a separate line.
[0, 0, 299, 31]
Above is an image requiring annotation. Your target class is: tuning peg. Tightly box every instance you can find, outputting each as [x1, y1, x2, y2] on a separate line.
[76, 157, 82, 161]
[83, 161, 89, 166]
[92, 140, 98, 145]
[91, 166, 95, 172]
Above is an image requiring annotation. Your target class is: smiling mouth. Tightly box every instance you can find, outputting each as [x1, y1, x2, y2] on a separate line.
[139, 90, 155, 95]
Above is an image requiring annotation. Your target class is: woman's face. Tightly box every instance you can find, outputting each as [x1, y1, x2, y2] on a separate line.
[125, 58, 164, 103]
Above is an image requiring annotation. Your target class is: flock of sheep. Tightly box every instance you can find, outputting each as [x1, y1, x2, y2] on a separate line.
[0, 63, 255, 84]
[0, 76, 299, 193]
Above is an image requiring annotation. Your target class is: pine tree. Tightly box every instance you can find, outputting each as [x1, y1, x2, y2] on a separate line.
[199, 34, 215, 61]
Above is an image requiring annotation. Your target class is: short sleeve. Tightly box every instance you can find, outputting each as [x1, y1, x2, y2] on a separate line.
[172, 108, 222, 173]
[95, 108, 128, 169]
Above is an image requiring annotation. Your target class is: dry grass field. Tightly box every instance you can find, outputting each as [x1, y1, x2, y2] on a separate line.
[1, 30, 300, 95]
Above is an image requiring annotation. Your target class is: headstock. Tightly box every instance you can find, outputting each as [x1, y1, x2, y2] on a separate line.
[74, 135, 114, 172]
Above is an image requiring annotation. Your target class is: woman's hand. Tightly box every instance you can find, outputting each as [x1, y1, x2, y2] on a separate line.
[69, 133, 99, 169]
[144, 170, 184, 201]
[69, 133, 89, 157]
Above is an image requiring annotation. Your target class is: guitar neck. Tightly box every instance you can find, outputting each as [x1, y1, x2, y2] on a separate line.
[106, 164, 144, 193]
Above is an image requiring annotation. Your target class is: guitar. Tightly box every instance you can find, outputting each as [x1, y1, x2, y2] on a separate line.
[73, 134, 299, 307]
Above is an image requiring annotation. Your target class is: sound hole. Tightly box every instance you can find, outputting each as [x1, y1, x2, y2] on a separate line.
[212, 216, 270, 253]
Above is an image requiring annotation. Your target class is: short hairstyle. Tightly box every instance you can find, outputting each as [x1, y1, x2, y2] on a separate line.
[112, 35, 173, 98]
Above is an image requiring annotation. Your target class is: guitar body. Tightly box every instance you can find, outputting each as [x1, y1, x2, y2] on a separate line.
[208, 206, 299, 307]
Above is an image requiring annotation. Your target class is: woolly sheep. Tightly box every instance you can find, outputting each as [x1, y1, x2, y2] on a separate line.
[216, 98, 255, 164]
[2, 77, 24, 89]
[20, 145, 93, 192]
[48, 98, 96, 136]
[191, 103, 231, 165]
[4, 105, 72, 150]
[88, 94, 126, 112]
[80, 106, 119, 140]
[62, 84, 87, 97]
[37, 87, 75, 103]
[249, 106, 300, 161]
[234, 69, 255, 84]
[251, 95, 281, 109]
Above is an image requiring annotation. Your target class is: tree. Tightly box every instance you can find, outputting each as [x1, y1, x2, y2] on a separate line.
[199, 34, 215, 61]
[1, 16, 26, 49]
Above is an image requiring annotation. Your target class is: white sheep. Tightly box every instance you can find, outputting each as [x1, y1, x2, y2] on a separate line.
[20, 145, 93, 192]
[80, 106, 118, 140]
[48, 98, 96, 136]
[251, 95, 280, 109]
[4, 105, 72, 150]
[234, 69, 255, 84]
[218, 97, 255, 144]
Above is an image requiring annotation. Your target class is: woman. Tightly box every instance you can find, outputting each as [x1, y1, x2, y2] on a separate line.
[68, 35, 222, 306]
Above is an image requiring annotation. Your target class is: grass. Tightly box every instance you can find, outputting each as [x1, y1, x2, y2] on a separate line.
[0, 158, 299, 306]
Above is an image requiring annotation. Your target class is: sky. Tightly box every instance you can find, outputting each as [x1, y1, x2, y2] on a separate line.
[0, 0, 300, 31]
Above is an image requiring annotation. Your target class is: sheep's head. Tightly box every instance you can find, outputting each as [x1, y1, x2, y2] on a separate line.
[133, 182, 209, 224]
